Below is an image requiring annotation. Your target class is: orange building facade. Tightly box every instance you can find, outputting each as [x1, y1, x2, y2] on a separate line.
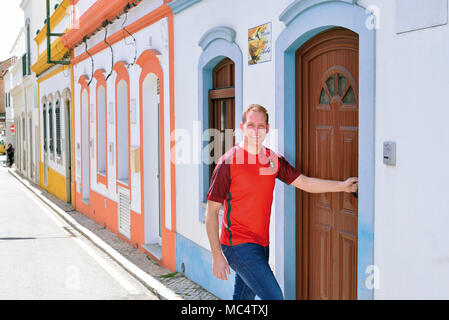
[63, 0, 176, 271]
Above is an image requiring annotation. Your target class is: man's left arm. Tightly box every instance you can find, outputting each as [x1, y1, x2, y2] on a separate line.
[290, 174, 358, 194]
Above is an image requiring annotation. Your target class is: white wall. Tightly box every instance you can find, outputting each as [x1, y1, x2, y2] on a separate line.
[29, 0, 46, 65]
[173, 0, 292, 268]
[360, 0, 449, 299]
[5, 70, 15, 146]
[174, 0, 449, 298]
[20, 0, 47, 181]
[72, 0, 168, 216]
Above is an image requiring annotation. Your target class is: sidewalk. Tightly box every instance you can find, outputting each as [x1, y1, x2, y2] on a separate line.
[8, 168, 219, 301]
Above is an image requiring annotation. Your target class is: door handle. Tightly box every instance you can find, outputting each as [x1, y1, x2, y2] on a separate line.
[351, 180, 358, 198]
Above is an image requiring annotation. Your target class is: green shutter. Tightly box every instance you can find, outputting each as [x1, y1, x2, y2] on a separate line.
[43, 106, 47, 151]
[49, 103, 53, 152]
[55, 101, 61, 155]
[22, 54, 27, 77]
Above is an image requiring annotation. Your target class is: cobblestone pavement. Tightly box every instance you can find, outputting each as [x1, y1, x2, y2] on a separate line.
[10, 169, 219, 300]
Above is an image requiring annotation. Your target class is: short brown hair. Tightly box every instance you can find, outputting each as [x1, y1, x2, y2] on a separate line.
[242, 104, 269, 124]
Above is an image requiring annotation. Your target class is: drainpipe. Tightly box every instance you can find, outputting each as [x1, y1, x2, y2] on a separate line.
[46, 0, 69, 65]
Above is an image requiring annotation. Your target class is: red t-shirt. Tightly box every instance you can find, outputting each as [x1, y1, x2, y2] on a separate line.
[206, 145, 301, 247]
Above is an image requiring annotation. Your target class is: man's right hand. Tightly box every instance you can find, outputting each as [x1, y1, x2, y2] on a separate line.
[212, 252, 231, 280]
[205, 200, 231, 280]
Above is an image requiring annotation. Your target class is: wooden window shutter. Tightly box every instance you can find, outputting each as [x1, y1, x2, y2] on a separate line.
[55, 100, 61, 156]
[49, 103, 54, 153]
[43, 105, 47, 152]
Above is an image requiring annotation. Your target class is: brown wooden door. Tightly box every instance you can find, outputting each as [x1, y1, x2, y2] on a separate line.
[296, 28, 359, 300]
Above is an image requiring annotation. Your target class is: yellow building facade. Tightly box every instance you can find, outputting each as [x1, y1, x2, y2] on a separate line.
[31, 0, 73, 203]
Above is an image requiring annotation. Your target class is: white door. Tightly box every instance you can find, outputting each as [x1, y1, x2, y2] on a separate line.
[143, 74, 161, 245]
[81, 90, 90, 202]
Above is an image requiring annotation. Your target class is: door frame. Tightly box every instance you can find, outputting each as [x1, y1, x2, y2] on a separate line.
[274, 0, 375, 300]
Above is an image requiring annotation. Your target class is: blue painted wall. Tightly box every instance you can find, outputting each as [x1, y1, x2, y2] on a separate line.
[176, 233, 235, 299]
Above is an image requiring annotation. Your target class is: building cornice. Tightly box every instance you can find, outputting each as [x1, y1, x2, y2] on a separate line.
[61, 0, 144, 50]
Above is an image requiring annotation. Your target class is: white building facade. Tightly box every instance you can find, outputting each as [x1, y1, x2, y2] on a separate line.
[9, 0, 56, 181]
[4, 60, 17, 151]
[9, 28, 27, 175]
[170, 0, 449, 300]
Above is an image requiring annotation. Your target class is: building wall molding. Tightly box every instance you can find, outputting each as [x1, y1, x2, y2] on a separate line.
[197, 25, 242, 222]
[198, 26, 236, 51]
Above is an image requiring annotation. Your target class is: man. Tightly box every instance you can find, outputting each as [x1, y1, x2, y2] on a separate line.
[6, 144, 14, 167]
[205, 104, 358, 300]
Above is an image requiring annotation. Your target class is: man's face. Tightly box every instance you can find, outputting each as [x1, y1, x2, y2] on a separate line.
[240, 110, 270, 148]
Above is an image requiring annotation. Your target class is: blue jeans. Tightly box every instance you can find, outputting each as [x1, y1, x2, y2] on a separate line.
[221, 243, 284, 300]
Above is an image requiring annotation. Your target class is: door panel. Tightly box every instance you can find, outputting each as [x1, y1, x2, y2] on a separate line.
[296, 27, 359, 300]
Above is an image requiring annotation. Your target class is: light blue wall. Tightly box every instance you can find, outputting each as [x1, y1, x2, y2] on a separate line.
[176, 233, 235, 299]
[274, 0, 376, 300]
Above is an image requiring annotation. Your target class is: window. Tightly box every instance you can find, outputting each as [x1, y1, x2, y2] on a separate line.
[48, 102, 54, 153]
[97, 85, 106, 174]
[55, 99, 61, 156]
[25, 19, 31, 76]
[208, 58, 235, 180]
[43, 104, 47, 152]
[319, 72, 357, 105]
[116, 80, 129, 184]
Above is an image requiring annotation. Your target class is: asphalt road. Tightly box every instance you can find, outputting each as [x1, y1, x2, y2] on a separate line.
[0, 157, 159, 300]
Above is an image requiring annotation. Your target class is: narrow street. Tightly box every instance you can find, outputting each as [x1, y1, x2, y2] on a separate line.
[0, 156, 159, 300]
